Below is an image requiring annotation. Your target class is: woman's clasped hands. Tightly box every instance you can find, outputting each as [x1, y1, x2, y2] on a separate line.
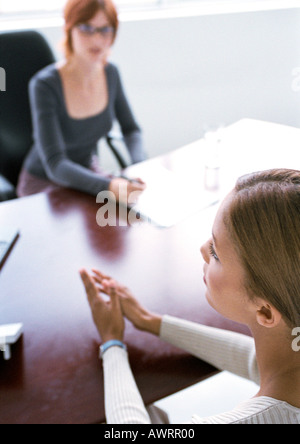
[79, 269, 162, 344]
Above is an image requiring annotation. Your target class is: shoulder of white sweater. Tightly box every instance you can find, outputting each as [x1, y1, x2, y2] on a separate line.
[190, 397, 300, 424]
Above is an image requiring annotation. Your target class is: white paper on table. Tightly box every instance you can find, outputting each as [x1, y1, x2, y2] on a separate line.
[126, 164, 219, 228]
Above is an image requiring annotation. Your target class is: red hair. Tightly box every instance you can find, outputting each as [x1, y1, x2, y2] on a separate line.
[63, 0, 119, 58]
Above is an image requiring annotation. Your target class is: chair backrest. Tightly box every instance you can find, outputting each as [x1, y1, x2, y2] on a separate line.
[0, 31, 55, 187]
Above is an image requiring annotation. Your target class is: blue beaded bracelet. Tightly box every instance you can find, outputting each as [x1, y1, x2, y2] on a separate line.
[99, 340, 127, 359]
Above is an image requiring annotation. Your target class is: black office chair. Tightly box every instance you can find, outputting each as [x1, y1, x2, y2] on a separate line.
[0, 31, 55, 201]
[0, 30, 128, 202]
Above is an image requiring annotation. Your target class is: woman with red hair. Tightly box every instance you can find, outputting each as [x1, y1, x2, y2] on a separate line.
[18, 0, 146, 200]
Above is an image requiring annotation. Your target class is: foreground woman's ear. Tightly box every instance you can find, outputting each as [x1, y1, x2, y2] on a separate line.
[255, 301, 282, 328]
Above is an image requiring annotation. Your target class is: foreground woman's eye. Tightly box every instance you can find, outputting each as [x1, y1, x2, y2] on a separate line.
[209, 242, 219, 261]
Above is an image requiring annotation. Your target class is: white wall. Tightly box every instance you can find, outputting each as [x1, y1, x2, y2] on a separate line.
[29, 8, 300, 160]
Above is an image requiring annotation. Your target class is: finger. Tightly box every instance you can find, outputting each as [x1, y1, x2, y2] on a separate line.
[101, 278, 119, 291]
[133, 178, 146, 185]
[108, 286, 122, 313]
[94, 280, 121, 300]
[94, 282, 108, 295]
[79, 269, 101, 304]
[92, 269, 111, 279]
[79, 268, 92, 289]
[132, 183, 146, 191]
[92, 273, 114, 291]
[93, 275, 105, 286]
[92, 269, 111, 281]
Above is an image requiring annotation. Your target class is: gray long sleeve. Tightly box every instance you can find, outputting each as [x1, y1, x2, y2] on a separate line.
[24, 63, 145, 196]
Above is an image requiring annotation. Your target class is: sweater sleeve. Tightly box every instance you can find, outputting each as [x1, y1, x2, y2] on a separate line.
[113, 67, 146, 164]
[160, 315, 260, 385]
[29, 77, 111, 196]
[102, 346, 151, 424]
[101, 319, 299, 424]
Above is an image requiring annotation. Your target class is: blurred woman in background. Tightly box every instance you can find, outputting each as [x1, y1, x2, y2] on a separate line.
[18, 0, 146, 200]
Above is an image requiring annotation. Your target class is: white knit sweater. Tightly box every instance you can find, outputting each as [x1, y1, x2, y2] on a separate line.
[102, 315, 300, 424]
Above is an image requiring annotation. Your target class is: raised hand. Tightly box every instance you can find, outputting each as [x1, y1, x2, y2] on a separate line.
[79, 268, 125, 343]
[92, 269, 162, 336]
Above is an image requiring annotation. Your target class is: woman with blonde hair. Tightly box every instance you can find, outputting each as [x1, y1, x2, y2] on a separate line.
[18, 0, 146, 199]
[81, 168, 300, 424]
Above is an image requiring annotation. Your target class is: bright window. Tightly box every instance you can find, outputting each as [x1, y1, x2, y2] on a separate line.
[1, 0, 157, 14]
[0, 0, 298, 17]
[0, 0, 288, 14]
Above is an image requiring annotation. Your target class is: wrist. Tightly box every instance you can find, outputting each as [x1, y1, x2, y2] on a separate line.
[99, 339, 127, 359]
[101, 334, 124, 343]
[142, 313, 162, 336]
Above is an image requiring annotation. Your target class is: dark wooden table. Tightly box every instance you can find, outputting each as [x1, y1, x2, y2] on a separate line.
[0, 186, 250, 424]
[5, 120, 289, 424]
[1, 119, 299, 423]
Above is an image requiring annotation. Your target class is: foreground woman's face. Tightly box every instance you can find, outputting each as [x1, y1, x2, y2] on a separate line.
[201, 193, 255, 325]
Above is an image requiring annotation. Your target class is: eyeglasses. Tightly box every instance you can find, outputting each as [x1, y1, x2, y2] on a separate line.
[76, 23, 115, 38]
